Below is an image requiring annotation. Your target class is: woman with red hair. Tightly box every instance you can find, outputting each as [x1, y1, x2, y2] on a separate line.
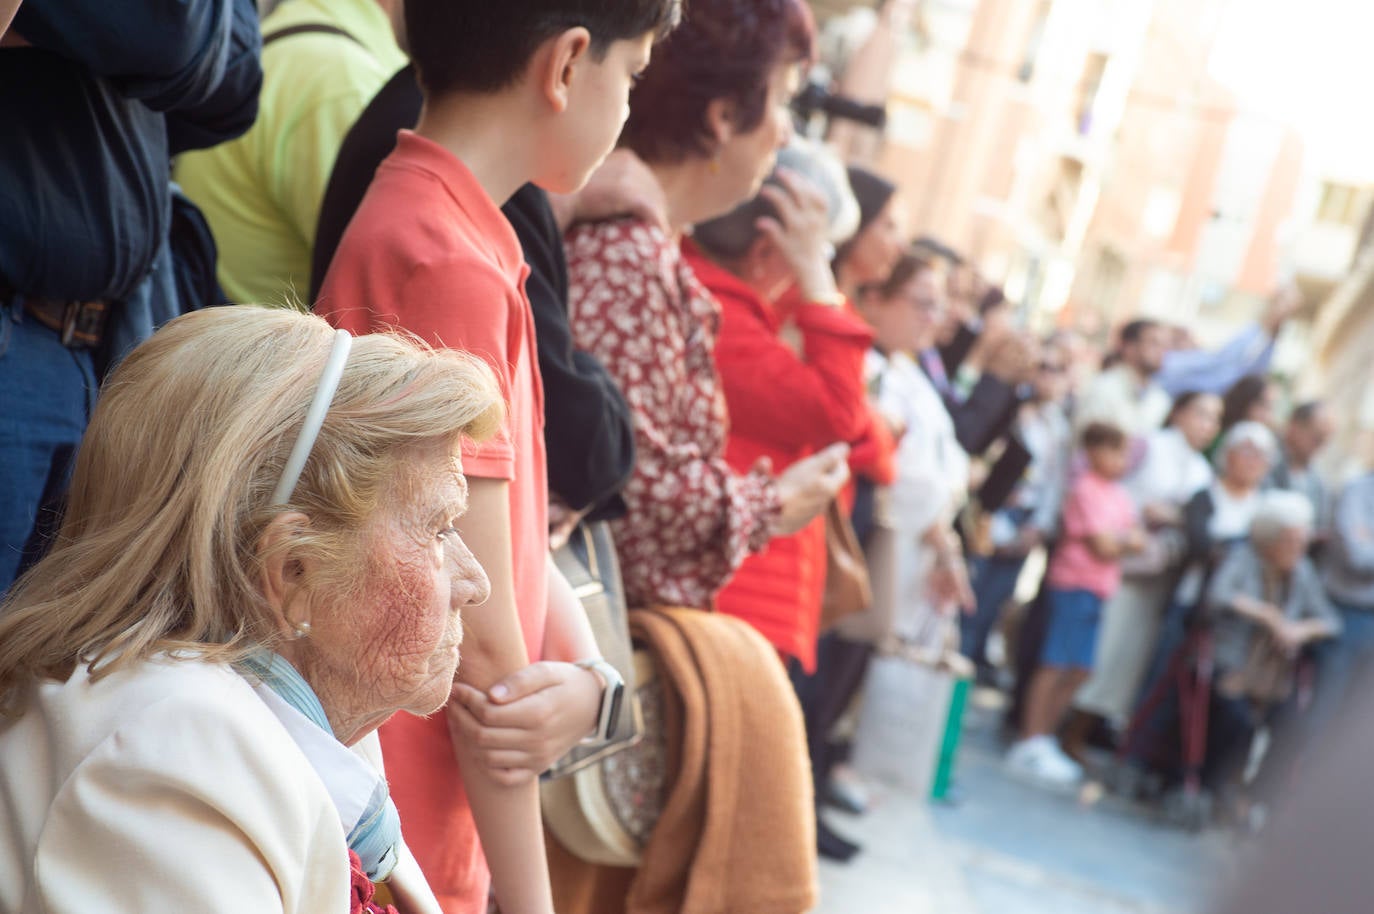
[567, 0, 846, 616]
[562, 2, 843, 902]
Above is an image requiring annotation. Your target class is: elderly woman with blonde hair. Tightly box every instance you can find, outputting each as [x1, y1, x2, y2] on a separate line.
[0, 306, 503, 913]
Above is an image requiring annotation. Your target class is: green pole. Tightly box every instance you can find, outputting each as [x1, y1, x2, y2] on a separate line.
[930, 675, 971, 800]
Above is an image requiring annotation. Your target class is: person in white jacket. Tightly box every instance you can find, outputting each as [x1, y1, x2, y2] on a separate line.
[857, 250, 973, 644]
[0, 307, 505, 913]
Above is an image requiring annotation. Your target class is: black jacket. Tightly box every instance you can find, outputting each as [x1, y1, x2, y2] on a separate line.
[311, 65, 635, 518]
[1, 0, 261, 302]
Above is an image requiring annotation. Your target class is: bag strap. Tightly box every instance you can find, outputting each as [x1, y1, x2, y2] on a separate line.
[262, 23, 360, 48]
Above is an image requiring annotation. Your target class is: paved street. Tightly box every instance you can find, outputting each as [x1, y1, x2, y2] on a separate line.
[816, 688, 1242, 914]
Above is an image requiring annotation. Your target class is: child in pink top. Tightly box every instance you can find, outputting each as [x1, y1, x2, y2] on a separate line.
[1009, 422, 1145, 787]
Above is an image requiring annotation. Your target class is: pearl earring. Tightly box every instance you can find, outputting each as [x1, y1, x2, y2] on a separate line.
[291, 620, 312, 639]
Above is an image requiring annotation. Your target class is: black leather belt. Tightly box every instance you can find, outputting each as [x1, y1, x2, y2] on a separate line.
[19, 297, 110, 349]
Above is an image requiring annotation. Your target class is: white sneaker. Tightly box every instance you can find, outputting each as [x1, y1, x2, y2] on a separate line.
[1006, 736, 1083, 788]
[1041, 738, 1085, 782]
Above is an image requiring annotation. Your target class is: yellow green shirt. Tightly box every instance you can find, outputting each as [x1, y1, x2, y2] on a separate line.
[175, 0, 406, 308]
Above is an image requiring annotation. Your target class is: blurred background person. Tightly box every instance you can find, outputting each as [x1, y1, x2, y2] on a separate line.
[1198, 491, 1339, 815]
[1069, 392, 1223, 748]
[1269, 401, 1336, 541]
[1220, 374, 1282, 438]
[1127, 421, 1280, 775]
[960, 335, 1073, 685]
[1009, 422, 1144, 788]
[832, 166, 905, 304]
[1310, 468, 1374, 732]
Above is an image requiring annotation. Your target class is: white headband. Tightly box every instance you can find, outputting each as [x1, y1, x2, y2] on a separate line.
[270, 329, 353, 506]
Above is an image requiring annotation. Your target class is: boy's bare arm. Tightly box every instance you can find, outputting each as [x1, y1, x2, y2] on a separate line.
[445, 476, 553, 914]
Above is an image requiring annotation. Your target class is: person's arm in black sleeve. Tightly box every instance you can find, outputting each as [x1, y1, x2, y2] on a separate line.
[1182, 489, 1214, 566]
[939, 321, 978, 378]
[311, 65, 422, 302]
[503, 185, 635, 516]
[17, 0, 259, 138]
[165, 0, 262, 154]
[946, 373, 1021, 456]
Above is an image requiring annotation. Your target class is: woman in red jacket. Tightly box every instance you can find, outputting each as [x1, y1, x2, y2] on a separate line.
[684, 139, 876, 861]
[685, 139, 869, 672]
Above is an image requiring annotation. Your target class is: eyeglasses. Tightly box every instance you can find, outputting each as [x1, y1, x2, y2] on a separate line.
[898, 292, 944, 314]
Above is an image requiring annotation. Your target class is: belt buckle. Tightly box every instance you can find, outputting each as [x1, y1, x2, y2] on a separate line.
[61, 301, 78, 347]
[60, 299, 106, 349]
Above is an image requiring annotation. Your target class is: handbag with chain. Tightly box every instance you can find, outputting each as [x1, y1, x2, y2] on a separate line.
[544, 522, 643, 778]
[541, 522, 668, 867]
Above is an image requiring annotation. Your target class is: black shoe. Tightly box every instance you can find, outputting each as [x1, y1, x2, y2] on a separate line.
[816, 817, 862, 862]
[822, 779, 869, 816]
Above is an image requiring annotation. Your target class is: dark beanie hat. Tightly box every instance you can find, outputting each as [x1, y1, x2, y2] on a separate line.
[846, 166, 897, 237]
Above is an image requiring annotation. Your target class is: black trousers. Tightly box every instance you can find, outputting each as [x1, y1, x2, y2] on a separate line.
[792, 633, 876, 791]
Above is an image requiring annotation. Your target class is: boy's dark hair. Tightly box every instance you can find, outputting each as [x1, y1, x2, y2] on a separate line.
[406, 1, 682, 96]
[1081, 421, 1127, 452]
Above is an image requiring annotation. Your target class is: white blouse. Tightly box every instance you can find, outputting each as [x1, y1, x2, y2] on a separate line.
[1127, 426, 1213, 509]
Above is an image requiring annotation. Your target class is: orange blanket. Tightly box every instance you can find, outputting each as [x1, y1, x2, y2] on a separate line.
[549, 607, 816, 914]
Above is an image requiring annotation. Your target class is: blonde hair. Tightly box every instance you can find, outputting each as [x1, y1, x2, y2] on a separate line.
[0, 306, 503, 716]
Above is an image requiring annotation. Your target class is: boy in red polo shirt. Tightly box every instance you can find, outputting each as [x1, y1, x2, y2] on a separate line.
[316, 3, 680, 912]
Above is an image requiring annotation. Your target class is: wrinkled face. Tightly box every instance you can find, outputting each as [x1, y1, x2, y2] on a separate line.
[1175, 394, 1223, 451]
[544, 33, 655, 194]
[1223, 440, 1273, 490]
[306, 442, 490, 728]
[711, 61, 799, 218]
[844, 197, 906, 286]
[1261, 525, 1309, 574]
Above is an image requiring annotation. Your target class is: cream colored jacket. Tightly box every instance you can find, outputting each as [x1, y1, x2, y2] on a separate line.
[0, 656, 350, 913]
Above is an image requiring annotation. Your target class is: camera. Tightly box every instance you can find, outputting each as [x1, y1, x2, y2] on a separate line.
[791, 81, 888, 132]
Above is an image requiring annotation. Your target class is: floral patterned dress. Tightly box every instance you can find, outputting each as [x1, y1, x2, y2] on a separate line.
[565, 218, 779, 609]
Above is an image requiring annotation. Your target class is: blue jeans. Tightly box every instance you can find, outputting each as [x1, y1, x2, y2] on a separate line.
[1040, 588, 1104, 669]
[0, 304, 97, 591]
[960, 552, 1030, 666]
[1308, 602, 1374, 737]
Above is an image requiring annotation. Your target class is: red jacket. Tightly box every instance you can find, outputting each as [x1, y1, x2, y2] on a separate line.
[685, 241, 873, 670]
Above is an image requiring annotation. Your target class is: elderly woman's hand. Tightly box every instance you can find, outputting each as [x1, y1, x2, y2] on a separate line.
[1270, 619, 1308, 658]
[446, 662, 602, 785]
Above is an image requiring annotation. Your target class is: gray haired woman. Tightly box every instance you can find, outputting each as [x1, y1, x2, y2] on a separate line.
[1200, 490, 1340, 796]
